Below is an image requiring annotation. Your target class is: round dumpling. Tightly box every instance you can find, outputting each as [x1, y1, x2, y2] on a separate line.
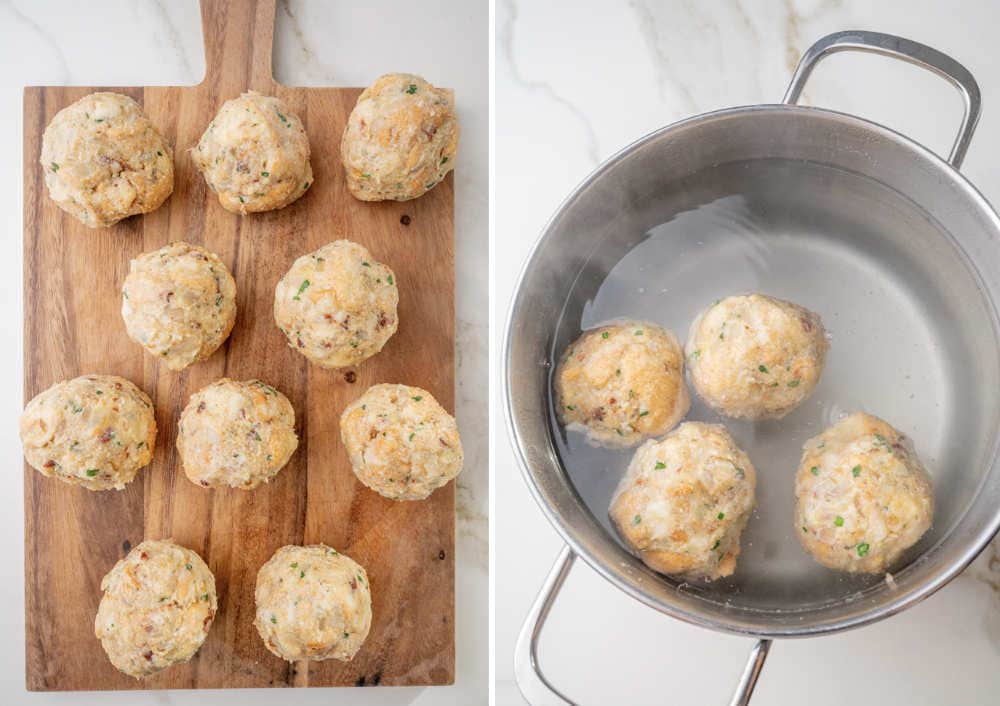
[273, 240, 398, 369]
[685, 294, 828, 420]
[341, 73, 458, 201]
[340, 383, 463, 501]
[192, 91, 312, 214]
[19, 374, 156, 490]
[94, 539, 217, 678]
[40, 91, 173, 227]
[609, 422, 757, 581]
[795, 412, 934, 573]
[121, 241, 237, 371]
[554, 321, 689, 448]
[176, 378, 298, 489]
[254, 544, 372, 662]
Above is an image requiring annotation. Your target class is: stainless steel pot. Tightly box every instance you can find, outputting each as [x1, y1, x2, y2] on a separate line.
[503, 31, 1000, 705]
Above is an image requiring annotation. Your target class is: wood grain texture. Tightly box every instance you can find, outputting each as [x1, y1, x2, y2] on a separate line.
[23, 0, 455, 690]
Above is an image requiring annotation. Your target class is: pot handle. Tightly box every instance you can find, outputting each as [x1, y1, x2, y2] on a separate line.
[514, 545, 772, 705]
[782, 30, 981, 169]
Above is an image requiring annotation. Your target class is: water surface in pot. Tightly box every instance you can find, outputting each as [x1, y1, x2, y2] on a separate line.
[547, 157, 998, 613]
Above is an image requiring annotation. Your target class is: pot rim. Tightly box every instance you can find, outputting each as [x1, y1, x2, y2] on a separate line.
[502, 102, 1000, 639]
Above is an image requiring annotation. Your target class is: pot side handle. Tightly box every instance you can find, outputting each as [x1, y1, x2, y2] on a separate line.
[782, 30, 981, 169]
[513, 545, 772, 706]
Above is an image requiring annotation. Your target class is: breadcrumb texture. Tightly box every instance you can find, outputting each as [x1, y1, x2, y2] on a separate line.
[555, 321, 690, 448]
[254, 544, 372, 662]
[19, 374, 156, 490]
[40, 91, 173, 227]
[340, 383, 463, 501]
[274, 240, 398, 369]
[192, 91, 312, 214]
[121, 241, 237, 371]
[610, 422, 757, 581]
[94, 539, 217, 678]
[177, 378, 298, 489]
[795, 412, 934, 573]
[686, 294, 828, 420]
[341, 73, 458, 201]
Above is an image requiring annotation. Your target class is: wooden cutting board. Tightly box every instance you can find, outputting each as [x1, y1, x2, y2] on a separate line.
[22, 0, 455, 690]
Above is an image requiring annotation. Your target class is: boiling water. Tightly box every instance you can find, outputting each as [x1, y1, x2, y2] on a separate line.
[546, 159, 991, 611]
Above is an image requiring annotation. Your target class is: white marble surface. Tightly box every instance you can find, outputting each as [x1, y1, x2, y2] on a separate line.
[496, 1, 1000, 704]
[0, 1, 487, 704]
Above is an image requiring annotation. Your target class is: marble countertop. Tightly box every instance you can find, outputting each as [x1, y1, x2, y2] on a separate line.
[496, 1, 1000, 704]
[0, 1, 486, 704]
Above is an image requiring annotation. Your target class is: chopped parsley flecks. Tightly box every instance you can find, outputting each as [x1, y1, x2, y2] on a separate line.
[857, 543, 870, 557]
[852, 465, 862, 478]
[276, 110, 289, 124]
[565, 404, 575, 411]
[299, 570, 305, 579]
[412, 395, 423, 401]
[632, 514, 641, 526]
[85, 469, 99, 477]
[758, 364, 768, 373]
[409, 432, 416, 441]
[290, 562, 298, 569]
[638, 410, 649, 417]
[441, 156, 449, 164]
[186, 563, 193, 570]
[810, 466, 820, 476]
[601, 331, 609, 340]
[238, 195, 246, 203]
[788, 380, 801, 388]
[270, 616, 277, 624]
[654, 461, 666, 470]
[50, 162, 59, 172]
[711, 540, 720, 550]
[387, 274, 394, 285]
[634, 329, 643, 336]
[834, 516, 844, 527]
[691, 350, 701, 359]
[293, 279, 311, 300]
[406, 83, 418, 94]
[261, 171, 270, 177]
[361, 261, 371, 267]
[717, 512, 725, 520]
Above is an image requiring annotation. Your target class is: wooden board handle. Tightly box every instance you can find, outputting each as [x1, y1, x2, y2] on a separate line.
[200, 0, 276, 92]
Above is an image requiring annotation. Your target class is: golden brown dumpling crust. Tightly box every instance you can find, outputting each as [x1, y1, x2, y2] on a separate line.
[341, 73, 458, 201]
[555, 321, 690, 448]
